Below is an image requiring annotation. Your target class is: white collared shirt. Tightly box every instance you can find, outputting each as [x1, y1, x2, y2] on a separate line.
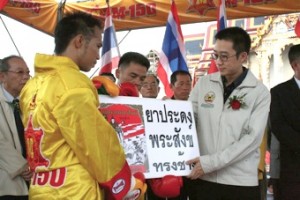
[294, 76, 300, 89]
[0, 84, 16, 110]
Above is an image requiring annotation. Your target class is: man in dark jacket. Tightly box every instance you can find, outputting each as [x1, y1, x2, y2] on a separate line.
[270, 44, 300, 200]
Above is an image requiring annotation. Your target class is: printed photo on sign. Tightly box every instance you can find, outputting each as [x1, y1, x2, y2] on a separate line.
[100, 103, 149, 174]
[99, 95, 200, 179]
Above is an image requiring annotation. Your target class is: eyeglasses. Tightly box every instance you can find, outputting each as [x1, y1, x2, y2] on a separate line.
[211, 53, 237, 62]
[6, 70, 31, 76]
[141, 83, 158, 88]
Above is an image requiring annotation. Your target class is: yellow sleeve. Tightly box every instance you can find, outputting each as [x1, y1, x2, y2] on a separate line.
[52, 87, 127, 183]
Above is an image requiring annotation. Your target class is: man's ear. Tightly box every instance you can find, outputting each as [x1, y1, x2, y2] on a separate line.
[291, 60, 299, 71]
[74, 34, 84, 49]
[240, 52, 248, 63]
[115, 68, 120, 79]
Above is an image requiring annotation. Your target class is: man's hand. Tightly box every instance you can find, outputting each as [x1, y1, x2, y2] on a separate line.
[21, 167, 32, 182]
[186, 157, 205, 180]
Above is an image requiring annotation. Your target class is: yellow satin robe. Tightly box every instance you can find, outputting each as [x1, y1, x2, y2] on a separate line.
[20, 54, 131, 200]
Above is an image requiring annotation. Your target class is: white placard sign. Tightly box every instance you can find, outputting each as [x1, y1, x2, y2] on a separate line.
[99, 95, 200, 179]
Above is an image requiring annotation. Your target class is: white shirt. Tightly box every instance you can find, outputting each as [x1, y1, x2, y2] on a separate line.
[294, 76, 300, 89]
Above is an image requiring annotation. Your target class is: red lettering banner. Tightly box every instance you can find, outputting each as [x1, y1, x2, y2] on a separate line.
[2, 0, 300, 35]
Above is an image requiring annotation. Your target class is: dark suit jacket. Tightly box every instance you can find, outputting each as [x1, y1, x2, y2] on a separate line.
[270, 78, 300, 183]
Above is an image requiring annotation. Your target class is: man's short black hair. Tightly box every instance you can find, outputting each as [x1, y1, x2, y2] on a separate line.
[215, 27, 251, 56]
[288, 44, 300, 64]
[170, 70, 192, 85]
[54, 12, 102, 54]
[118, 52, 150, 70]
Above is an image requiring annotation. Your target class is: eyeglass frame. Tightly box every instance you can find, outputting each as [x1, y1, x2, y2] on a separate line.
[5, 70, 31, 76]
[141, 82, 158, 88]
[210, 52, 238, 62]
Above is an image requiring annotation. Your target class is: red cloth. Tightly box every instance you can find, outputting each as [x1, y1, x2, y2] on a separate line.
[0, 0, 8, 10]
[295, 17, 300, 37]
[119, 82, 139, 97]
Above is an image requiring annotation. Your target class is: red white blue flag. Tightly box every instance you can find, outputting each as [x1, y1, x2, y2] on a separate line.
[208, 0, 227, 74]
[157, 0, 189, 97]
[0, 0, 8, 10]
[99, 4, 120, 74]
[295, 15, 300, 37]
[217, 0, 227, 32]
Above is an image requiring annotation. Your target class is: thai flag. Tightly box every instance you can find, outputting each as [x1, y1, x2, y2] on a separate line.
[295, 15, 300, 37]
[217, 0, 227, 32]
[99, 4, 120, 74]
[0, 0, 8, 10]
[157, 0, 189, 97]
[208, 0, 227, 74]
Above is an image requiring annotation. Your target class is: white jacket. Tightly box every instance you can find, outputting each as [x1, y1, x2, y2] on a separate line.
[189, 71, 270, 186]
[0, 85, 28, 196]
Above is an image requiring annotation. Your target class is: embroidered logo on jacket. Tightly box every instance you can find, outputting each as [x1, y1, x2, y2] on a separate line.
[201, 91, 215, 108]
[25, 115, 50, 171]
[112, 179, 126, 194]
[32, 168, 67, 188]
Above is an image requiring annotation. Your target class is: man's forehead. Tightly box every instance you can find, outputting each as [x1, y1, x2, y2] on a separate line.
[214, 40, 234, 50]
[8, 58, 26, 67]
[125, 63, 147, 72]
[145, 76, 156, 81]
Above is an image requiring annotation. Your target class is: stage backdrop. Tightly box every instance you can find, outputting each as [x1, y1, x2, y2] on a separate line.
[99, 95, 200, 179]
[1, 0, 300, 35]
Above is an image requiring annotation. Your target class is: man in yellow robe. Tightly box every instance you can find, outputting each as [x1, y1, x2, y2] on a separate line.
[20, 12, 145, 200]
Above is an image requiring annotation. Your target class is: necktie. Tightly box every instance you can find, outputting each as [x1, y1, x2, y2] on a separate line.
[12, 99, 26, 158]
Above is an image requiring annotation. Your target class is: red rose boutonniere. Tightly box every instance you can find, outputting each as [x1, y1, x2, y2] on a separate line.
[228, 93, 247, 110]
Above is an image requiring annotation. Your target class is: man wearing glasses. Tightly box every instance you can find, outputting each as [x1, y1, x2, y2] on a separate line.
[0, 55, 32, 200]
[187, 27, 270, 199]
[140, 73, 160, 98]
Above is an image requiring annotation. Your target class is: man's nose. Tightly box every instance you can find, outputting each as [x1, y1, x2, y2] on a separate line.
[23, 73, 31, 79]
[134, 80, 142, 89]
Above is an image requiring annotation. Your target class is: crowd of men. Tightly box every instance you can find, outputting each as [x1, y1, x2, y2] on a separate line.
[0, 12, 299, 200]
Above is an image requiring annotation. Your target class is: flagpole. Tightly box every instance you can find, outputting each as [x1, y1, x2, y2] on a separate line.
[89, 0, 111, 79]
[207, 0, 227, 75]
[156, 0, 189, 97]
[0, 15, 21, 56]
[90, 0, 129, 79]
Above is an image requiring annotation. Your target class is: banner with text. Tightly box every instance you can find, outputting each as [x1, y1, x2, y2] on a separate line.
[99, 95, 200, 179]
[2, 0, 300, 35]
